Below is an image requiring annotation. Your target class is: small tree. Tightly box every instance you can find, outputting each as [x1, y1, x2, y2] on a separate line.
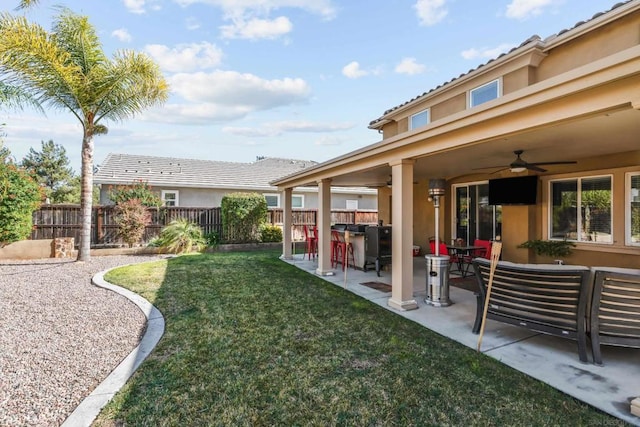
[0, 161, 42, 245]
[114, 199, 151, 247]
[108, 180, 161, 207]
[221, 192, 268, 243]
[20, 140, 76, 203]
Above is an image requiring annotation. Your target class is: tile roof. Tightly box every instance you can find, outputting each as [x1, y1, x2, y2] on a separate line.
[94, 153, 318, 191]
[368, 0, 633, 128]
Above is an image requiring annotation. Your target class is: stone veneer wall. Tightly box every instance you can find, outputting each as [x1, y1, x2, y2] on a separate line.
[53, 237, 76, 259]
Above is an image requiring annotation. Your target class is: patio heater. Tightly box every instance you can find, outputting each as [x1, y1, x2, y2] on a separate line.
[425, 178, 451, 307]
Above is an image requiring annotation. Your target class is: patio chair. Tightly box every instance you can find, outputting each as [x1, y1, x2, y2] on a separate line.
[303, 225, 317, 260]
[590, 269, 640, 365]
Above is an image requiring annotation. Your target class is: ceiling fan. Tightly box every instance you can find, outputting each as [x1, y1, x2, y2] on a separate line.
[475, 149, 577, 173]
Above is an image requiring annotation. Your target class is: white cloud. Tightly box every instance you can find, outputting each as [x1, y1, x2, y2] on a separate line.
[342, 61, 368, 79]
[394, 57, 426, 75]
[220, 16, 293, 40]
[506, 0, 555, 20]
[123, 0, 147, 14]
[142, 103, 253, 124]
[414, 0, 448, 26]
[173, 0, 337, 20]
[168, 70, 311, 109]
[111, 28, 132, 43]
[461, 43, 517, 60]
[123, 0, 161, 14]
[223, 120, 354, 137]
[145, 42, 223, 73]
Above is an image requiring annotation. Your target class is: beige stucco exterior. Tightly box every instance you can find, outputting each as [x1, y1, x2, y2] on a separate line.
[273, 2, 640, 310]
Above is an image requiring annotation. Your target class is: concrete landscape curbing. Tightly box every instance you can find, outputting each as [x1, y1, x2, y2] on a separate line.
[61, 267, 165, 427]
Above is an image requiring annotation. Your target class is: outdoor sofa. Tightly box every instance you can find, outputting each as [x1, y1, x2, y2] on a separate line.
[471, 259, 640, 365]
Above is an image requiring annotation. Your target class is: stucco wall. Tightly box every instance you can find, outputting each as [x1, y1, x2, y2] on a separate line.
[99, 185, 377, 210]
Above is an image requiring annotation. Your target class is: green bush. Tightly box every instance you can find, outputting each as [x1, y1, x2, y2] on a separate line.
[108, 180, 161, 207]
[221, 192, 268, 243]
[157, 218, 206, 254]
[259, 224, 282, 243]
[0, 163, 42, 245]
[114, 199, 151, 247]
[204, 231, 220, 248]
[517, 239, 575, 257]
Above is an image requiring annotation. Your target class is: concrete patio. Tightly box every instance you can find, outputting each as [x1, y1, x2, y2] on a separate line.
[282, 254, 640, 426]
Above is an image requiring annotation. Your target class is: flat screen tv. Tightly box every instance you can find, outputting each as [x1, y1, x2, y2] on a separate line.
[488, 175, 538, 205]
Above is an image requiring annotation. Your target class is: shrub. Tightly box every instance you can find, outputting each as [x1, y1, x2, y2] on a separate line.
[517, 239, 575, 257]
[0, 163, 42, 245]
[114, 199, 151, 247]
[221, 192, 268, 243]
[204, 231, 220, 248]
[259, 224, 282, 243]
[108, 180, 161, 207]
[157, 218, 205, 254]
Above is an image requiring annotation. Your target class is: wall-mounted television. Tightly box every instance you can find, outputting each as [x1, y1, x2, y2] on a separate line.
[488, 175, 538, 205]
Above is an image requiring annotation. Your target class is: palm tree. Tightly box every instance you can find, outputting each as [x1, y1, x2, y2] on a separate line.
[0, 8, 168, 260]
[16, 0, 40, 10]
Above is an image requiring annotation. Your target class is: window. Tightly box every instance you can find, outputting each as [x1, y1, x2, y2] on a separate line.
[550, 176, 612, 243]
[161, 190, 179, 207]
[469, 79, 500, 108]
[627, 172, 640, 246]
[410, 109, 429, 130]
[264, 194, 303, 208]
[452, 182, 501, 242]
[292, 195, 304, 208]
[346, 199, 358, 210]
[264, 194, 279, 208]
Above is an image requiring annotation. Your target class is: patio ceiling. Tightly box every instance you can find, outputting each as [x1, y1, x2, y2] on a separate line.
[289, 104, 639, 189]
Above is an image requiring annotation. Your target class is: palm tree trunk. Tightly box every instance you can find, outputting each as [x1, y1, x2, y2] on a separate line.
[77, 130, 94, 261]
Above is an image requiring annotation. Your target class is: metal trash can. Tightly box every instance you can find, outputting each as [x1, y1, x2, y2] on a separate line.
[425, 254, 451, 307]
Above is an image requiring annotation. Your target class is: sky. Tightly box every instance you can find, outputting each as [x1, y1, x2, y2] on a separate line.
[1, 0, 622, 173]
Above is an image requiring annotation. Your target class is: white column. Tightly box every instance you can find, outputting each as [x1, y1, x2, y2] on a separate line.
[281, 187, 293, 260]
[316, 178, 333, 276]
[388, 159, 418, 311]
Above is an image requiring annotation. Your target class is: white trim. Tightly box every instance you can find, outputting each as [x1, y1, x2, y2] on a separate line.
[292, 194, 304, 208]
[626, 171, 640, 246]
[409, 109, 430, 130]
[264, 193, 280, 208]
[547, 174, 613, 244]
[469, 78, 501, 108]
[161, 190, 179, 207]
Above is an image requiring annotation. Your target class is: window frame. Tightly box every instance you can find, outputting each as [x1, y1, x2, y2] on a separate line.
[626, 171, 640, 247]
[292, 195, 304, 209]
[409, 109, 430, 130]
[469, 78, 501, 108]
[547, 174, 613, 244]
[161, 190, 179, 207]
[264, 193, 280, 208]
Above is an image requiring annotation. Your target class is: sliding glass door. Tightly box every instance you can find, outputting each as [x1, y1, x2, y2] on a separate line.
[453, 182, 501, 243]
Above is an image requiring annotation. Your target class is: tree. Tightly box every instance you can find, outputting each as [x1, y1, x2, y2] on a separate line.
[21, 139, 75, 203]
[0, 144, 42, 245]
[16, 0, 40, 10]
[0, 8, 168, 260]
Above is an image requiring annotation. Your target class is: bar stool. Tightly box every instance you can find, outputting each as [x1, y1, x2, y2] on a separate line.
[303, 225, 317, 260]
[336, 231, 355, 270]
[331, 230, 343, 268]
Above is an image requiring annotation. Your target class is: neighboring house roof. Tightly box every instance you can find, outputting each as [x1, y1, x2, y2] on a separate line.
[368, 0, 634, 129]
[94, 153, 375, 194]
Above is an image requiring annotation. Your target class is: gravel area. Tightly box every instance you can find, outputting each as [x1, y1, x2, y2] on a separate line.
[0, 254, 169, 427]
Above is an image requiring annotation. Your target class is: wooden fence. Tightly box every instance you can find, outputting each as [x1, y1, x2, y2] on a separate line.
[31, 205, 378, 247]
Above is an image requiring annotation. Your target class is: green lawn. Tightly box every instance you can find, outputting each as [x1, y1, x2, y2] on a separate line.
[95, 251, 620, 426]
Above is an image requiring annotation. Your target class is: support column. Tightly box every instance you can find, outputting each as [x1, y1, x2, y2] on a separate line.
[316, 178, 333, 276]
[281, 187, 293, 260]
[388, 160, 418, 311]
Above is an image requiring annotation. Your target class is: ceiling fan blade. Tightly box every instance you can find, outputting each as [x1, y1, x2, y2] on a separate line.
[529, 161, 577, 166]
[525, 164, 546, 172]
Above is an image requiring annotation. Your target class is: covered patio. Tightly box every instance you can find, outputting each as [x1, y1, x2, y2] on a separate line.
[282, 253, 640, 425]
